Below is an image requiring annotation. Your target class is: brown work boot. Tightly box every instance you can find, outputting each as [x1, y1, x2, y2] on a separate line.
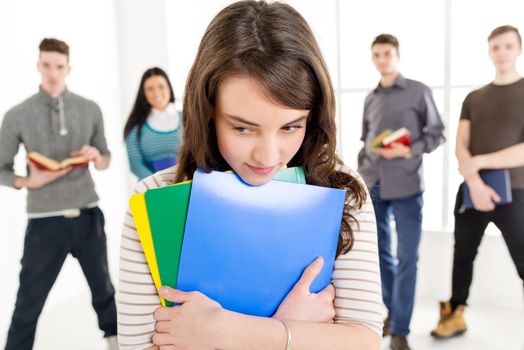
[430, 301, 467, 339]
[383, 317, 391, 337]
[390, 335, 411, 350]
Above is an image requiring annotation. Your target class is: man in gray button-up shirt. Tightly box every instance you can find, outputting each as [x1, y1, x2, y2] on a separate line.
[357, 34, 445, 350]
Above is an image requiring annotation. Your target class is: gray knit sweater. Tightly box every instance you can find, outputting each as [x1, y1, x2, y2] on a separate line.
[0, 87, 110, 213]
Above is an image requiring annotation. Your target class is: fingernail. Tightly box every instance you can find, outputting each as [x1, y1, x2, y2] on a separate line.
[315, 256, 323, 265]
[159, 286, 169, 294]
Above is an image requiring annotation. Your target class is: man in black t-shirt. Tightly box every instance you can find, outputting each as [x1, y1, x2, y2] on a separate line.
[431, 25, 524, 339]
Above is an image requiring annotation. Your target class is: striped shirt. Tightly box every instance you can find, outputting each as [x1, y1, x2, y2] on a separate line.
[117, 167, 383, 349]
[125, 112, 182, 180]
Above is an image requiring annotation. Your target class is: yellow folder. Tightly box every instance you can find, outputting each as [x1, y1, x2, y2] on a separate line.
[129, 194, 166, 306]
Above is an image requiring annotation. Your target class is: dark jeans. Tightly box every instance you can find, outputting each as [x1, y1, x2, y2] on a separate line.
[5, 207, 117, 350]
[371, 186, 423, 336]
[451, 185, 524, 305]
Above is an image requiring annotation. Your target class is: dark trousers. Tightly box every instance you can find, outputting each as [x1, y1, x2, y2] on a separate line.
[451, 186, 524, 305]
[5, 207, 117, 350]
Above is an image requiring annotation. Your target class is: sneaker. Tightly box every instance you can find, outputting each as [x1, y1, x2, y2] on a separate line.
[106, 335, 118, 350]
[390, 335, 411, 350]
[383, 317, 391, 337]
[430, 301, 467, 339]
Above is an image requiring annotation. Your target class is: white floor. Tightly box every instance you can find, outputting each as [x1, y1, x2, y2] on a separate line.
[1, 291, 522, 349]
[381, 300, 524, 350]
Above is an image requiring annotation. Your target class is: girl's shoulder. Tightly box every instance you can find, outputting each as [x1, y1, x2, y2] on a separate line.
[132, 165, 180, 193]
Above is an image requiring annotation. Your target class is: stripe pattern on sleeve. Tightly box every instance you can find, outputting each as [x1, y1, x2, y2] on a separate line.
[117, 168, 176, 349]
[332, 182, 384, 336]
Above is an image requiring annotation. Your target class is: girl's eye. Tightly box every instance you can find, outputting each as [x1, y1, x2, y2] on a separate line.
[281, 125, 302, 133]
[233, 126, 252, 134]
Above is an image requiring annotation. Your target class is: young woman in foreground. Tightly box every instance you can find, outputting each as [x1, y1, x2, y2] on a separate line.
[118, 1, 383, 349]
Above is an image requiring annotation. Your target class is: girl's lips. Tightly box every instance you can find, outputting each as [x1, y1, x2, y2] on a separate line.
[247, 165, 275, 175]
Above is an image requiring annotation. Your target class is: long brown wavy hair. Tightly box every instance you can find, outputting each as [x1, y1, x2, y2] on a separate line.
[175, 0, 367, 256]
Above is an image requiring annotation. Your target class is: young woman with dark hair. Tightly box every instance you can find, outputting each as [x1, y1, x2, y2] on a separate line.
[124, 67, 181, 180]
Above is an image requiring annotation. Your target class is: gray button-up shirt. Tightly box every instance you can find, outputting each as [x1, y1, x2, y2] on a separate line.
[357, 74, 445, 199]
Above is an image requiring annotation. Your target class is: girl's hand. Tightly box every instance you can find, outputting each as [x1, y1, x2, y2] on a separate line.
[153, 287, 223, 349]
[273, 256, 336, 323]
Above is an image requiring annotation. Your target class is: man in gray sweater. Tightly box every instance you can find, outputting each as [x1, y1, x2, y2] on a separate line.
[0, 38, 117, 349]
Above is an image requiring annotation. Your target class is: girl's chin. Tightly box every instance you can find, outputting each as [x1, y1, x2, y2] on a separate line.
[237, 171, 274, 187]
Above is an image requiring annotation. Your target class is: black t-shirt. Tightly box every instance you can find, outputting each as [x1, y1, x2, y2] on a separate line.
[460, 78, 524, 189]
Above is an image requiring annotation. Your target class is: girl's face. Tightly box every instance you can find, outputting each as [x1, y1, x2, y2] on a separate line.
[144, 75, 171, 111]
[214, 76, 309, 186]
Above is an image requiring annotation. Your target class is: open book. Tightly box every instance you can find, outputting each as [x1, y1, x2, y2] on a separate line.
[28, 151, 88, 171]
[370, 127, 411, 148]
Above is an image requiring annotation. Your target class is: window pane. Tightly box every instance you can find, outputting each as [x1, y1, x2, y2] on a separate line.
[422, 88, 445, 231]
[446, 88, 474, 230]
[450, 0, 524, 85]
[339, 92, 367, 170]
[339, 0, 445, 89]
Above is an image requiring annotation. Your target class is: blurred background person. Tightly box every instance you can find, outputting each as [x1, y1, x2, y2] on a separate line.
[0, 38, 117, 350]
[123, 67, 182, 180]
[357, 33, 445, 350]
[431, 25, 524, 340]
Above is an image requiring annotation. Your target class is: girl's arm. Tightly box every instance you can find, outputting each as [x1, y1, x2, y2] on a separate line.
[125, 127, 154, 180]
[118, 171, 177, 349]
[154, 287, 380, 350]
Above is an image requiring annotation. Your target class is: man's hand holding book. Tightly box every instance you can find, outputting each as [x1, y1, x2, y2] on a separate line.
[369, 127, 412, 159]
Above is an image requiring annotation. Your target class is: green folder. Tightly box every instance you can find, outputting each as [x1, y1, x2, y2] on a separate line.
[144, 167, 305, 306]
[145, 182, 191, 306]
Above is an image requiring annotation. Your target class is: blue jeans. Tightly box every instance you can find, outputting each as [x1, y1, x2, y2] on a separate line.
[371, 186, 423, 336]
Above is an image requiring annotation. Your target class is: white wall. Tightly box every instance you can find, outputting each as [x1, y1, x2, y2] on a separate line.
[115, 0, 170, 117]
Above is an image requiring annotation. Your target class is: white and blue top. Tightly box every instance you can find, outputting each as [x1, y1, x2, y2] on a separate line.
[125, 103, 182, 180]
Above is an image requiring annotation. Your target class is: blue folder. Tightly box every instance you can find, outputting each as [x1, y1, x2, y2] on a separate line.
[177, 170, 346, 317]
[462, 169, 512, 209]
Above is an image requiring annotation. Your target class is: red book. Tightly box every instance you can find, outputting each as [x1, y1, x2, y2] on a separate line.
[381, 127, 411, 148]
[28, 151, 89, 171]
